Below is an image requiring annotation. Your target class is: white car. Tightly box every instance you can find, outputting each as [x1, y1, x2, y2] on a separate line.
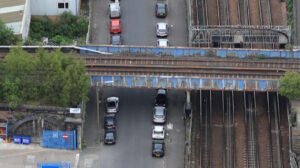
[152, 125, 165, 140]
[153, 106, 166, 124]
[157, 39, 169, 47]
[106, 97, 119, 114]
[156, 22, 168, 37]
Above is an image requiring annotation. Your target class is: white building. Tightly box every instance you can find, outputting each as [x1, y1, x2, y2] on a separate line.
[0, 0, 81, 40]
[0, 0, 31, 39]
[31, 0, 81, 16]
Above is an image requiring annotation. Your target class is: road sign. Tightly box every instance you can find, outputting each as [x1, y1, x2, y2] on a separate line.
[63, 134, 68, 140]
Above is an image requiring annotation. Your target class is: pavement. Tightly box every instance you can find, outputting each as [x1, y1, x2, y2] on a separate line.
[0, 143, 79, 168]
[90, 0, 188, 46]
[79, 87, 185, 168]
[295, 0, 300, 46]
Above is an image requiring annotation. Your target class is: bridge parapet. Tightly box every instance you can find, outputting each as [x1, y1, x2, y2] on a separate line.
[91, 75, 279, 91]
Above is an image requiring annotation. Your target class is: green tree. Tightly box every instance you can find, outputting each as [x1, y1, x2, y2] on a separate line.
[4, 47, 37, 106]
[279, 72, 300, 99]
[63, 60, 90, 106]
[0, 20, 19, 45]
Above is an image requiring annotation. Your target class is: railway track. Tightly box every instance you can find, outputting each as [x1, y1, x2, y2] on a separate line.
[82, 56, 300, 71]
[269, 93, 283, 168]
[200, 91, 212, 168]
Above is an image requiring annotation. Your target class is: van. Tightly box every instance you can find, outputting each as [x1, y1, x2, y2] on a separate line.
[109, 1, 121, 18]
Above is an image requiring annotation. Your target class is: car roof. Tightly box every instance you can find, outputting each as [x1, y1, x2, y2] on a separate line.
[157, 89, 166, 94]
[111, 19, 120, 25]
[157, 22, 167, 29]
[157, 39, 168, 47]
[107, 97, 119, 101]
[154, 125, 164, 131]
[155, 106, 165, 111]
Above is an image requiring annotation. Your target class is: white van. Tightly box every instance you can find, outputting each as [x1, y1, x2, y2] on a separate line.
[109, 1, 121, 18]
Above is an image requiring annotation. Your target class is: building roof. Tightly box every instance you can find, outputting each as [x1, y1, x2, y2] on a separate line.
[0, 11, 23, 23]
[0, 0, 25, 9]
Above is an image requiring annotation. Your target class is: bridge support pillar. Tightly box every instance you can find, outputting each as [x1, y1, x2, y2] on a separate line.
[186, 91, 191, 104]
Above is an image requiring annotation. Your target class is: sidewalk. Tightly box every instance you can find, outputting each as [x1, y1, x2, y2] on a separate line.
[0, 142, 79, 168]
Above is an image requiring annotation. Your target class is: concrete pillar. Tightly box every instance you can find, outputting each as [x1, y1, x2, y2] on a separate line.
[186, 90, 191, 104]
[33, 120, 36, 136]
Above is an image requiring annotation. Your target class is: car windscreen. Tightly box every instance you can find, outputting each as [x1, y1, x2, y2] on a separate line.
[154, 130, 163, 134]
[106, 133, 114, 138]
[157, 5, 165, 13]
[106, 118, 114, 125]
[107, 101, 116, 108]
[154, 143, 163, 150]
[155, 109, 164, 116]
[112, 25, 119, 29]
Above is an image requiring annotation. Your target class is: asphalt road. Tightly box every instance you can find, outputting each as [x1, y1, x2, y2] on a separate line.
[90, 0, 188, 46]
[97, 87, 185, 168]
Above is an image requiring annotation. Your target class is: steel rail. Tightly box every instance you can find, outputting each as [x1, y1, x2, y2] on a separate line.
[80, 56, 300, 71]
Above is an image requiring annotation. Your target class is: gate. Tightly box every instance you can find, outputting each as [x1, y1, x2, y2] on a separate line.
[42, 130, 76, 150]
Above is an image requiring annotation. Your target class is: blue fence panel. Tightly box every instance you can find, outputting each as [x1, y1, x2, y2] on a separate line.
[168, 78, 178, 88]
[224, 79, 234, 90]
[37, 162, 71, 168]
[191, 78, 201, 89]
[103, 76, 113, 86]
[125, 76, 134, 87]
[201, 79, 212, 89]
[43, 130, 74, 150]
[236, 80, 245, 91]
[135, 77, 146, 87]
[259, 80, 267, 91]
[212, 79, 223, 90]
[113, 76, 123, 86]
[157, 77, 168, 88]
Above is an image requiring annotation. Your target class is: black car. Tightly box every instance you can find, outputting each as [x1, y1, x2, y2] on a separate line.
[152, 140, 165, 157]
[155, 2, 167, 18]
[104, 129, 116, 145]
[155, 89, 167, 107]
[111, 35, 122, 45]
[104, 114, 116, 129]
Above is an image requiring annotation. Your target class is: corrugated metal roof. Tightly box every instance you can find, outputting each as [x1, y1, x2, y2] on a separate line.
[0, 0, 25, 9]
[0, 11, 23, 23]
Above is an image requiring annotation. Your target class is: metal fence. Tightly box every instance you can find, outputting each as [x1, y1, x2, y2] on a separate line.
[92, 75, 279, 91]
[42, 130, 76, 150]
[80, 45, 300, 58]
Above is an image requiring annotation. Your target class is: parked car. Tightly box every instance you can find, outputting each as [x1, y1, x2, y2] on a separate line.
[155, 89, 167, 107]
[109, 1, 121, 18]
[155, 2, 167, 18]
[153, 106, 166, 124]
[111, 34, 122, 45]
[104, 114, 116, 129]
[104, 129, 116, 144]
[106, 97, 119, 114]
[110, 19, 122, 34]
[157, 39, 169, 47]
[152, 140, 165, 157]
[156, 22, 168, 37]
[152, 125, 165, 140]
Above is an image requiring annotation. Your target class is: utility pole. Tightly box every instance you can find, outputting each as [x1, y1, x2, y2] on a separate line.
[96, 86, 100, 129]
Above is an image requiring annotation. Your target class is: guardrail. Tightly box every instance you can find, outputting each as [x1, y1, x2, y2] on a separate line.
[80, 45, 300, 59]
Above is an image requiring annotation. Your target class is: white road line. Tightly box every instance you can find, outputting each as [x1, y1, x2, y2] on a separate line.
[74, 153, 80, 168]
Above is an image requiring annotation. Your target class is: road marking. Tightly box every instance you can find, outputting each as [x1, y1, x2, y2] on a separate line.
[167, 122, 173, 130]
[74, 153, 80, 168]
[0, 149, 47, 159]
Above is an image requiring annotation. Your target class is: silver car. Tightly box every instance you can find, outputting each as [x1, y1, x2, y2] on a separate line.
[106, 97, 119, 114]
[156, 22, 168, 37]
[153, 106, 166, 124]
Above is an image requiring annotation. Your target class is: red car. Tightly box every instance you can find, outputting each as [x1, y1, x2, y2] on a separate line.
[110, 19, 122, 34]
